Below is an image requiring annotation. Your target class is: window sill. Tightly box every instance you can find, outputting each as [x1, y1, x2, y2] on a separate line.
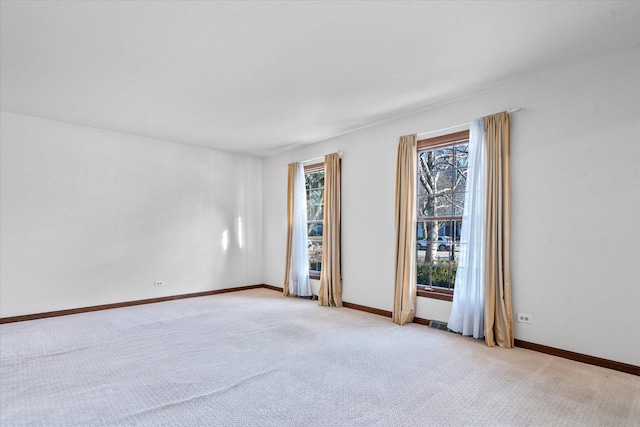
[417, 288, 453, 302]
[309, 272, 320, 280]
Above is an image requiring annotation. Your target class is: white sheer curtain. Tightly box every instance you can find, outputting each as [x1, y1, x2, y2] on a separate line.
[448, 119, 486, 338]
[287, 162, 311, 297]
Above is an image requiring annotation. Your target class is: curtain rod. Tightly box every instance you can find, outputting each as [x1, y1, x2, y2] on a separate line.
[286, 151, 343, 166]
[416, 107, 524, 138]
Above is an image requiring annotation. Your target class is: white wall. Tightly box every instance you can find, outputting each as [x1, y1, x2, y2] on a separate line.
[263, 48, 640, 366]
[0, 111, 263, 317]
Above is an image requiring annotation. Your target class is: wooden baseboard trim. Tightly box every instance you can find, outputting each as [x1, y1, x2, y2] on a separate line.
[342, 301, 392, 318]
[0, 284, 267, 324]
[340, 301, 432, 327]
[412, 316, 431, 326]
[514, 339, 639, 376]
[262, 284, 283, 292]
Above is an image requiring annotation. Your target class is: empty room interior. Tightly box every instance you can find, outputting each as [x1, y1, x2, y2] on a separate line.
[1, 1, 639, 426]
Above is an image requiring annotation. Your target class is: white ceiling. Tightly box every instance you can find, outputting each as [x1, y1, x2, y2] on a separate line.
[2, 1, 640, 156]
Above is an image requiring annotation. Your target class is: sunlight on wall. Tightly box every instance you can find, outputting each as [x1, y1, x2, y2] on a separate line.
[237, 216, 244, 249]
[221, 230, 229, 252]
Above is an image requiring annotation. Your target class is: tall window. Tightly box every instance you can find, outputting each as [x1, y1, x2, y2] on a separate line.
[305, 163, 324, 279]
[416, 130, 469, 300]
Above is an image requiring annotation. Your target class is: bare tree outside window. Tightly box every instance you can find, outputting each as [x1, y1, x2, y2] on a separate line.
[305, 166, 324, 276]
[417, 131, 469, 294]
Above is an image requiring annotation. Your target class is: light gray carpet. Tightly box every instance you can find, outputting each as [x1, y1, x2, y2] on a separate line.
[1, 288, 639, 426]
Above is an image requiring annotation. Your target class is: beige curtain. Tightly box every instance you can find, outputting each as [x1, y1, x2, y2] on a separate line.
[393, 135, 417, 325]
[283, 163, 297, 297]
[318, 153, 343, 307]
[483, 112, 514, 348]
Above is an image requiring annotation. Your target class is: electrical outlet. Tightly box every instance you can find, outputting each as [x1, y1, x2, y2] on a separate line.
[516, 313, 533, 324]
[154, 281, 163, 287]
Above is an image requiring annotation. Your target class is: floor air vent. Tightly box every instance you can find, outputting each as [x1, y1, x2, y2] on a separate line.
[429, 321, 449, 331]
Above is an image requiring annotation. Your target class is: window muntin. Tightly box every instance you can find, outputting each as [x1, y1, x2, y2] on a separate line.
[305, 164, 324, 278]
[417, 131, 469, 297]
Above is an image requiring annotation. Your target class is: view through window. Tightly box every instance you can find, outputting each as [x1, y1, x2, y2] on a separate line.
[417, 130, 469, 299]
[305, 164, 324, 278]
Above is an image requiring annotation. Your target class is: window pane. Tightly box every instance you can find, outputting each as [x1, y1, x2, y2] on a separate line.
[308, 222, 323, 272]
[435, 220, 447, 240]
[434, 148, 453, 171]
[418, 152, 435, 197]
[416, 219, 459, 290]
[431, 261, 451, 288]
[417, 181, 430, 195]
[417, 195, 433, 217]
[307, 202, 323, 221]
[418, 151, 433, 173]
[416, 221, 433, 242]
[309, 240, 322, 272]
[417, 221, 435, 263]
[308, 223, 323, 237]
[454, 170, 466, 193]
[435, 195, 452, 216]
[417, 261, 431, 287]
[435, 169, 453, 194]
[306, 172, 324, 189]
[453, 192, 465, 216]
[452, 220, 463, 242]
[307, 189, 323, 204]
[452, 243, 460, 262]
[455, 145, 468, 168]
